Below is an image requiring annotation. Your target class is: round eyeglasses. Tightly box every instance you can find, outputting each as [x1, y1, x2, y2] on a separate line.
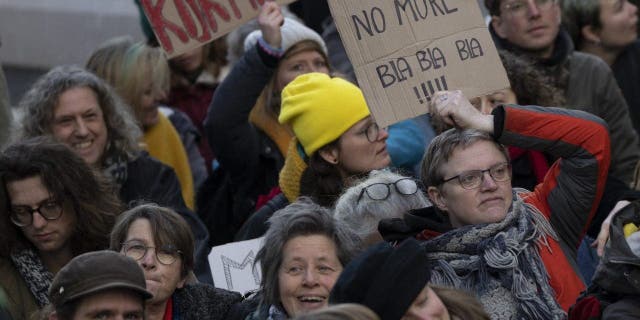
[10, 199, 63, 227]
[440, 162, 511, 190]
[364, 122, 380, 143]
[357, 178, 419, 203]
[121, 242, 182, 265]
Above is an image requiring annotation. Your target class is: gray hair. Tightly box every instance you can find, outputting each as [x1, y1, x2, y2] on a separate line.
[334, 170, 431, 241]
[421, 129, 509, 188]
[561, 0, 601, 50]
[256, 197, 360, 311]
[15, 65, 141, 163]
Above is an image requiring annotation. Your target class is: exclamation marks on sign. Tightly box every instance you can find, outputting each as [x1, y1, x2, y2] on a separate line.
[414, 75, 448, 104]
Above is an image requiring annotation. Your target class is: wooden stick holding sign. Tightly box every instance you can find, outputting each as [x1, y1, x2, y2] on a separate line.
[140, 0, 296, 58]
[327, 0, 510, 127]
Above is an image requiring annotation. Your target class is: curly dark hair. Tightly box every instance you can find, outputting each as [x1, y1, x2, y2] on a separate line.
[0, 137, 122, 257]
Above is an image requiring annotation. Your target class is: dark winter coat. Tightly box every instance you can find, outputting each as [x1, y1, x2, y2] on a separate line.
[172, 283, 242, 320]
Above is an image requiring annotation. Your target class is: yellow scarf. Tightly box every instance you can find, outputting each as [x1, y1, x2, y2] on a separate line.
[142, 113, 195, 209]
[248, 92, 293, 157]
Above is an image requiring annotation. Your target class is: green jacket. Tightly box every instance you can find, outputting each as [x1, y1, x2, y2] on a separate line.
[0, 257, 38, 320]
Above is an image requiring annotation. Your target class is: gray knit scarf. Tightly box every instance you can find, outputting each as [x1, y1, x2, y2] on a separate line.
[422, 193, 566, 320]
[11, 248, 53, 307]
[102, 151, 128, 188]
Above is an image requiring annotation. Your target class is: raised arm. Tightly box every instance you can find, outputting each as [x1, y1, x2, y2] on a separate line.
[496, 104, 611, 252]
[203, 3, 283, 183]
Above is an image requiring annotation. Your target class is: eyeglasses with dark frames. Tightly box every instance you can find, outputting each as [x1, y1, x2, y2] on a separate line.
[10, 198, 63, 227]
[121, 242, 182, 265]
[363, 122, 381, 143]
[357, 178, 419, 203]
[440, 162, 511, 190]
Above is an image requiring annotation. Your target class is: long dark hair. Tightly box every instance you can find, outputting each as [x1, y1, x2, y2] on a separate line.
[299, 140, 344, 207]
[0, 137, 122, 257]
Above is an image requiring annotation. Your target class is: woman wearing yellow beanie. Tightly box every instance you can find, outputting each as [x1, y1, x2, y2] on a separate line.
[279, 72, 392, 207]
[235, 73, 392, 241]
[202, 3, 332, 245]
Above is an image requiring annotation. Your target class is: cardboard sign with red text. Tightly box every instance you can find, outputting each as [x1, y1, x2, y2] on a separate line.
[140, 0, 296, 58]
[327, 0, 509, 127]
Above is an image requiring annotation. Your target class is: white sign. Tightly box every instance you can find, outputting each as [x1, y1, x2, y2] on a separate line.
[209, 237, 264, 294]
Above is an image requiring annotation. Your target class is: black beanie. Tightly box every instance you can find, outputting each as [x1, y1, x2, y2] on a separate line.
[329, 239, 430, 320]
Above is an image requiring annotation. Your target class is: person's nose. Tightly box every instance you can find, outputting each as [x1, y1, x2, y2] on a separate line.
[378, 127, 389, 141]
[311, 63, 326, 73]
[74, 118, 89, 137]
[480, 97, 493, 115]
[140, 248, 157, 269]
[302, 269, 319, 287]
[480, 171, 499, 190]
[31, 211, 48, 229]
[527, 0, 542, 18]
[155, 90, 167, 103]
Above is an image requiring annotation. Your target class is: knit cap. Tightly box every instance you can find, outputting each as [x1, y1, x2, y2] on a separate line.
[279, 73, 371, 156]
[243, 17, 327, 55]
[329, 239, 430, 320]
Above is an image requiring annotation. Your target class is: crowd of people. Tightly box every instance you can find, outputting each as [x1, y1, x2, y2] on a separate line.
[0, 0, 639, 319]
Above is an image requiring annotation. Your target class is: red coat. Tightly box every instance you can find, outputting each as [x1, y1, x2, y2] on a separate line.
[502, 105, 611, 311]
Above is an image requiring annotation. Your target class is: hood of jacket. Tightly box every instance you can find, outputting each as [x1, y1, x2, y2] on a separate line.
[378, 206, 452, 243]
[592, 200, 640, 295]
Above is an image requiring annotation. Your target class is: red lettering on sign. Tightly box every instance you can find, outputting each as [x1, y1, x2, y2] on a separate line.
[176, 0, 212, 43]
[249, 0, 266, 10]
[198, 0, 233, 32]
[141, 0, 189, 54]
[228, 0, 242, 19]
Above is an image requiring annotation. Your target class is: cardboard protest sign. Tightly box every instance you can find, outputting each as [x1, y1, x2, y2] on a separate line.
[327, 0, 510, 127]
[209, 237, 263, 294]
[140, 0, 296, 58]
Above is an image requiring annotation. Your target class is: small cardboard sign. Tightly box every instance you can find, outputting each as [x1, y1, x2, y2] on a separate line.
[140, 0, 296, 58]
[209, 237, 264, 294]
[327, 0, 510, 127]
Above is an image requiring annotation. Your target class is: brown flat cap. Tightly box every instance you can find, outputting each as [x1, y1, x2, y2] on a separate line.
[49, 250, 153, 306]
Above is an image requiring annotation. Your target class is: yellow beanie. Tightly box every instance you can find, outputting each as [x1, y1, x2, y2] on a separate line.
[279, 73, 371, 156]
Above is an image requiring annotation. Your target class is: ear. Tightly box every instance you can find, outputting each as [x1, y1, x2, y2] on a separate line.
[581, 24, 601, 45]
[318, 145, 340, 165]
[177, 277, 187, 289]
[491, 15, 508, 39]
[427, 186, 448, 211]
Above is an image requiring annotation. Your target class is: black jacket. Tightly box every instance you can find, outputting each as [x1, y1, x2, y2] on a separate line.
[173, 283, 243, 320]
[201, 44, 284, 245]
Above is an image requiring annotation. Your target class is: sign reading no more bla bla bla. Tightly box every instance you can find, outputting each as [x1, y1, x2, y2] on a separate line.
[328, 0, 510, 127]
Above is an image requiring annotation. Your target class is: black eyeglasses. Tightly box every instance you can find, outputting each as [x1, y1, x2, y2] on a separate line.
[440, 162, 511, 190]
[357, 178, 419, 203]
[10, 199, 63, 227]
[121, 242, 182, 265]
[363, 122, 380, 143]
